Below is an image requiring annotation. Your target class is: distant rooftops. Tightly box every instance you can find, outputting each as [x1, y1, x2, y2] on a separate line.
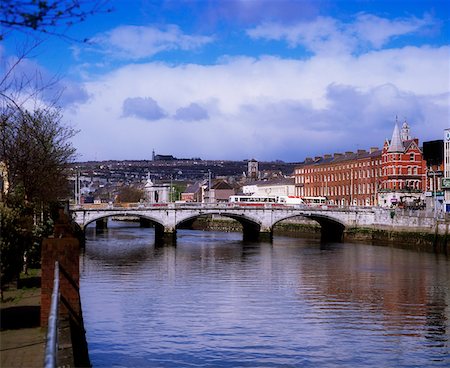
[246, 177, 295, 186]
[301, 148, 381, 167]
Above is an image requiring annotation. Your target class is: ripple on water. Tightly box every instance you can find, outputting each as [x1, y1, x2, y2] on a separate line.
[80, 226, 450, 367]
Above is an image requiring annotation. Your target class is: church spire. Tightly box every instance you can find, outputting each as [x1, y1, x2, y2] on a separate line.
[388, 121, 404, 152]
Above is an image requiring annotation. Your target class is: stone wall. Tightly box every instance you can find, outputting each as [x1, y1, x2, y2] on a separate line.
[40, 237, 80, 327]
[40, 207, 90, 367]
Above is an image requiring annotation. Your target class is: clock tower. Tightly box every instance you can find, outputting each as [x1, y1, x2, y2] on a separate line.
[247, 159, 259, 181]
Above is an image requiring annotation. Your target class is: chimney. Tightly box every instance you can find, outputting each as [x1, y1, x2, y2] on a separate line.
[357, 149, 367, 154]
[370, 147, 379, 153]
[345, 151, 353, 155]
[334, 153, 343, 158]
[305, 157, 313, 163]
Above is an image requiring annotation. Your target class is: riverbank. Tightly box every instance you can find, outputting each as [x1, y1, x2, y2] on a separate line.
[343, 226, 447, 252]
[191, 217, 448, 252]
[1, 273, 45, 368]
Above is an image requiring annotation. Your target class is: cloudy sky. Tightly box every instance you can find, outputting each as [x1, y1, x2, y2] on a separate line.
[2, 0, 449, 162]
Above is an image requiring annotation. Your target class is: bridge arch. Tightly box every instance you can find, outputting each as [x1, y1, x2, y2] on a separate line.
[77, 211, 175, 244]
[175, 212, 266, 242]
[272, 213, 346, 242]
[78, 212, 165, 232]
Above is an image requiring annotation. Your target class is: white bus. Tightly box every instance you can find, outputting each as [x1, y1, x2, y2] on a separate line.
[277, 195, 304, 205]
[229, 195, 304, 206]
[301, 196, 327, 206]
[229, 195, 277, 204]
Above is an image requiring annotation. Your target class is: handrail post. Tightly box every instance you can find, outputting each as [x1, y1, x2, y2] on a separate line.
[44, 261, 60, 368]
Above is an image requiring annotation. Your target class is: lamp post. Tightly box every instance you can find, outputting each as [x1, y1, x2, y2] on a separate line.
[170, 174, 173, 203]
[429, 168, 437, 218]
[432, 169, 437, 218]
[74, 171, 80, 205]
[208, 169, 211, 204]
[350, 168, 353, 206]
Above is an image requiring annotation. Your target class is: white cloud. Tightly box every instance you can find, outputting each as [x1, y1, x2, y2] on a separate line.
[353, 13, 434, 49]
[87, 25, 214, 60]
[247, 13, 435, 55]
[248, 17, 352, 55]
[66, 44, 449, 161]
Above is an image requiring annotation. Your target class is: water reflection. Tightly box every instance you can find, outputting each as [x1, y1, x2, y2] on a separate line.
[80, 222, 450, 367]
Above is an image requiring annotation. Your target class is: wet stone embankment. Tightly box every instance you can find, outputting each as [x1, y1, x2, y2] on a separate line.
[191, 216, 448, 253]
[344, 227, 448, 253]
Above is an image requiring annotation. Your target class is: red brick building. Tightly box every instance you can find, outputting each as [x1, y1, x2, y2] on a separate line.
[381, 121, 426, 191]
[378, 121, 427, 207]
[295, 121, 427, 207]
[294, 148, 382, 206]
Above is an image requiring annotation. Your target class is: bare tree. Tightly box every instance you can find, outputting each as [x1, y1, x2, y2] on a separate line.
[0, 99, 78, 293]
[0, 0, 111, 40]
[1, 0, 112, 102]
[116, 186, 145, 203]
[0, 0, 111, 295]
[1, 100, 77, 205]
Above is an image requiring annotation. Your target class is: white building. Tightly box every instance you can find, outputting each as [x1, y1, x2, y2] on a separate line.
[144, 174, 170, 203]
[241, 178, 295, 197]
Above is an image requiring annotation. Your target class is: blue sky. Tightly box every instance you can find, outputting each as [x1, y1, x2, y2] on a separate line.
[2, 0, 450, 162]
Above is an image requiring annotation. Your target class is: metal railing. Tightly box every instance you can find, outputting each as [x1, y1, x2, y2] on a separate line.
[44, 261, 60, 368]
[43, 261, 90, 368]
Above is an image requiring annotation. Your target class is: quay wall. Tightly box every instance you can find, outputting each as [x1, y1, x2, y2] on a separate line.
[192, 214, 448, 252]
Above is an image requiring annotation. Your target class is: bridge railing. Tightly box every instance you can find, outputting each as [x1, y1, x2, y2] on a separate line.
[70, 203, 381, 212]
[69, 203, 444, 219]
[70, 203, 315, 211]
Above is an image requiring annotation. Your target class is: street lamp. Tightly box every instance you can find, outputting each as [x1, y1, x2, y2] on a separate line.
[208, 169, 211, 203]
[74, 171, 81, 205]
[429, 168, 437, 218]
[433, 169, 437, 218]
[170, 174, 173, 203]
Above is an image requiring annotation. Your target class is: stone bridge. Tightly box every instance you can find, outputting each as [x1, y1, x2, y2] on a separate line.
[71, 203, 441, 244]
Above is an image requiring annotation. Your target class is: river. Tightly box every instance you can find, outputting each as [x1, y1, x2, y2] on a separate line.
[80, 221, 449, 367]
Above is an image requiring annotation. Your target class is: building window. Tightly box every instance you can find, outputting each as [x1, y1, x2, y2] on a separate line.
[410, 153, 414, 161]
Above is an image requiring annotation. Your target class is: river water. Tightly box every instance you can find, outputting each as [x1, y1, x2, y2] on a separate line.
[80, 221, 450, 367]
